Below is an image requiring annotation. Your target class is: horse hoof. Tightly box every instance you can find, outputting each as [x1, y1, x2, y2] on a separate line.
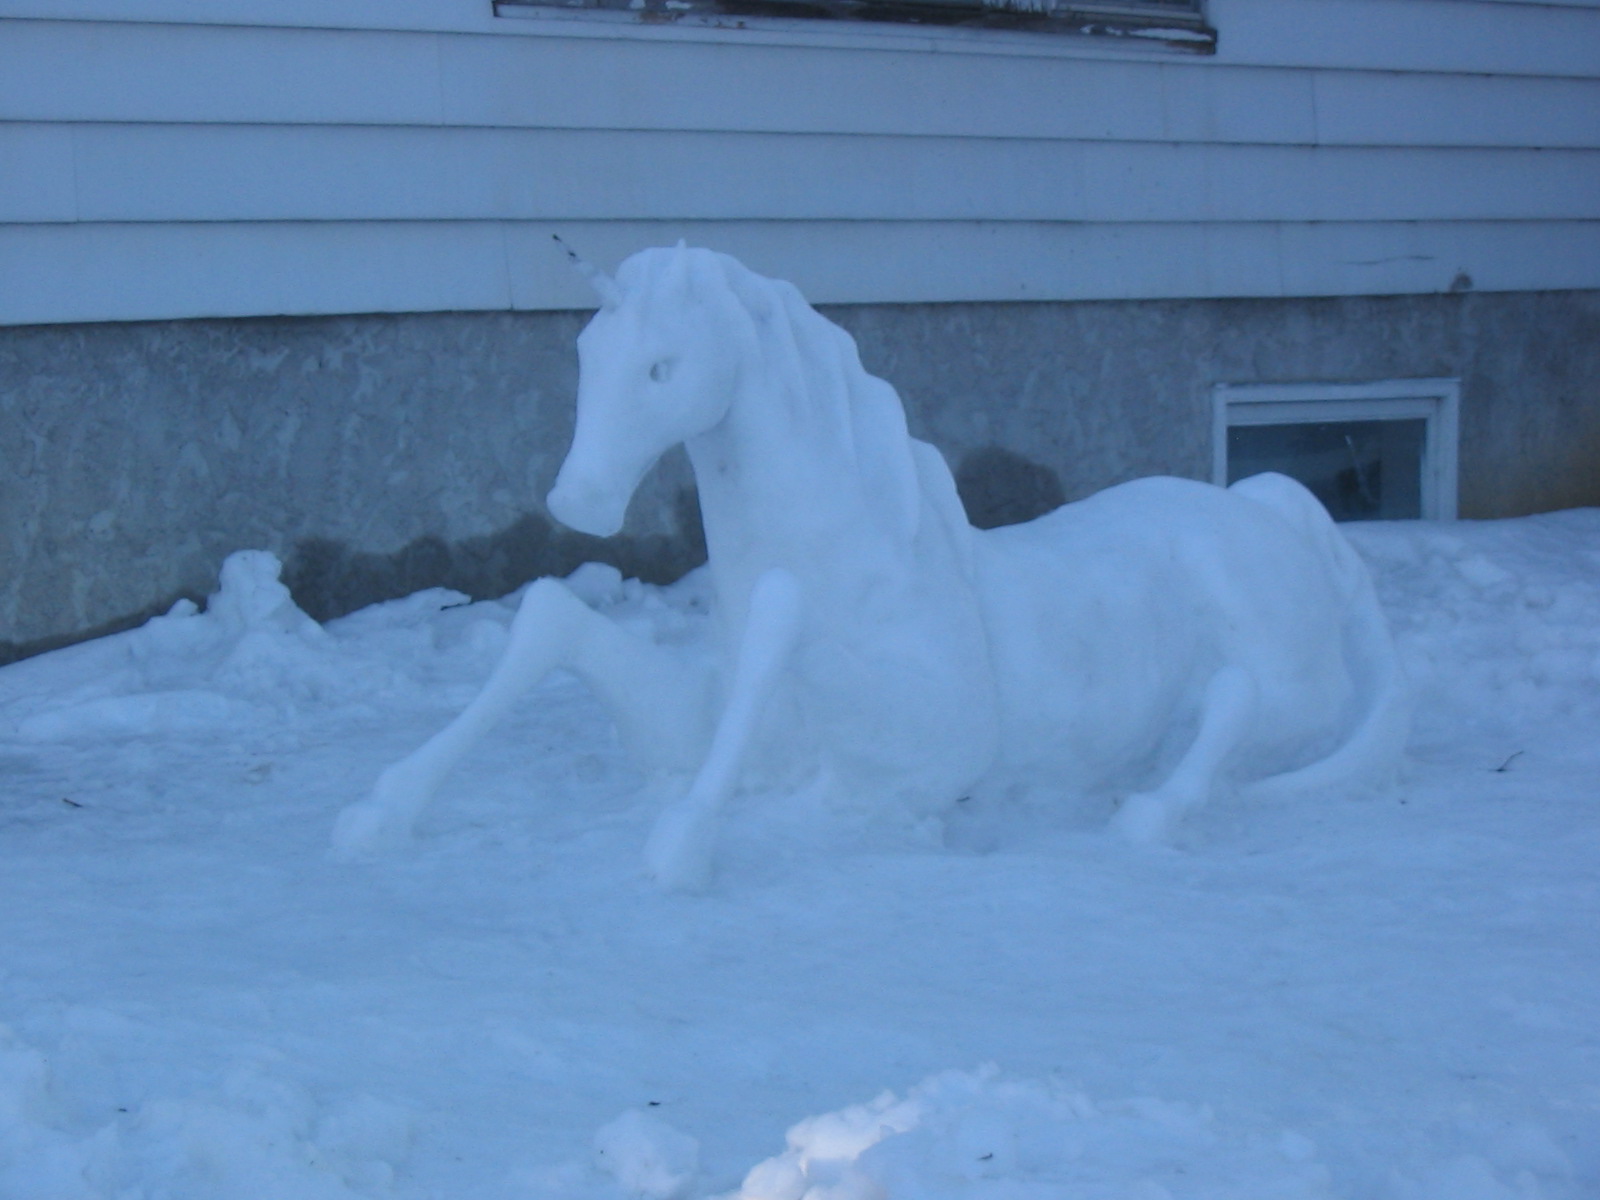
[1111, 792, 1170, 845]
[330, 797, 413, 860]
[644, 808, 714, 894]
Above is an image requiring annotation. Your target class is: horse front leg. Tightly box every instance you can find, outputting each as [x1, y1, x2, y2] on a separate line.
[645, 568, 803, 893]
[331, 577, 715, 858]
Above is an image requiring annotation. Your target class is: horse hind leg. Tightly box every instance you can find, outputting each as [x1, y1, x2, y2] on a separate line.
[1111, 665, 1258, 845]
[331, 577, 714, 859]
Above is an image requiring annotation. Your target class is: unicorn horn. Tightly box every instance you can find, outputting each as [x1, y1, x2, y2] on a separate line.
[552, 235, 622, 310]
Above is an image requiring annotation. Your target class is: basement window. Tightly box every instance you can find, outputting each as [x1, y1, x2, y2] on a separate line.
[1213, 380, 1460, 522]
[494, 0, 1215, 51]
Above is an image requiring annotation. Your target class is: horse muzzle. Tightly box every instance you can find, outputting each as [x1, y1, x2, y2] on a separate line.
[546, 476, 629, 538]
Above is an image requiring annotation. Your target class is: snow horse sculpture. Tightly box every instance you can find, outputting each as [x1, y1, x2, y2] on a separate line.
[333, 243, 1407, 889]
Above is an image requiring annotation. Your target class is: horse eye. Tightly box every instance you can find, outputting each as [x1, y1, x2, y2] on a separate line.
[649, 359, 674, 383]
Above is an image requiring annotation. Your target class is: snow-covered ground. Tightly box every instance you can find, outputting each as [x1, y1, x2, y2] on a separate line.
[1, 511, 1597, 1199]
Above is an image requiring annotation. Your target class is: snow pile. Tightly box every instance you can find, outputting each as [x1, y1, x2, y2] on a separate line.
[1348, 510, 1600, 753]
[0, 1025, 95, 1200]
[553, 560, 713, 647]
[0, 1026, 411, 1200]
[1387, 1152, 1572, 1200]
[729, 1067, 1333, 1200]
[594, 1108, 702, 1200]
[0, 550, 711, 749]
[725, 1067, 1577, 1200]
[0, 551, 413, 741]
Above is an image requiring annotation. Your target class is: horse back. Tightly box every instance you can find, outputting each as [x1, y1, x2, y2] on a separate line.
[972, 475, 1369, 791]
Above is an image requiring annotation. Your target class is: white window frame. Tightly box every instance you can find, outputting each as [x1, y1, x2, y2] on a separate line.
[1212, 379, 1461, 521]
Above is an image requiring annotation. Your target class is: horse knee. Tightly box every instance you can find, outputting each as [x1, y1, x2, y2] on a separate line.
[510, 577, 589, 635]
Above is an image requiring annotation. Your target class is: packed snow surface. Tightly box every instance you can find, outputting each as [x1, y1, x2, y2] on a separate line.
[1, 511, 1597, 1198]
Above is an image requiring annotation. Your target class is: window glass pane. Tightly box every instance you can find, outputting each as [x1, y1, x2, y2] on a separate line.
[498, 0, 1210, 40]
[1226, 418, 1427, 521]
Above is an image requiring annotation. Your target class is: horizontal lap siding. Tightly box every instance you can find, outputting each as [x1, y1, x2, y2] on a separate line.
[8, 19, 1600, 144]
[1211, 0, 1600, 76]
[7, 127, 1600, 224]
[2, 0, 1598, 322]
[9, 221, 1599, 321]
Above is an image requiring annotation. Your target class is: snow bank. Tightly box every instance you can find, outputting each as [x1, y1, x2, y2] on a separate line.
[0, 551, 706, 747]
[0, 1026, 411, 1200]
[1347, 510, 1600, 754]
[595, 1108, 702, 1199]
[0, 551, 404, 741]
[726, 1065, 1577, 1200]
[727, 1066, 1334, 1200]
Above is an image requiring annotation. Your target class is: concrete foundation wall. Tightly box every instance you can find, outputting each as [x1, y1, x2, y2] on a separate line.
[3, 289, 1597, 663]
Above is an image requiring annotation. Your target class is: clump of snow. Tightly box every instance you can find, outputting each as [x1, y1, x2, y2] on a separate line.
[0, 1027, 410, 1200]
[0, 550, 424, 741]
[102, 1069, 410, 1198]
[731, 1066, 1333, 1200]
[594, 1108, 701, 1199]
[0, 1025, 97, 1200]
[564, 562, 632, 608]
[1348, 511, 1600, 758]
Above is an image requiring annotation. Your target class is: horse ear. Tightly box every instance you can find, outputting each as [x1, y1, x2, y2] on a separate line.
[663, 240, 696, 298]
[552, 234, 622, 311]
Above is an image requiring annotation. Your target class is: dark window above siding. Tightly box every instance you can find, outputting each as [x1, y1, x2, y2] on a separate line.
[495, 0, 1216, 52]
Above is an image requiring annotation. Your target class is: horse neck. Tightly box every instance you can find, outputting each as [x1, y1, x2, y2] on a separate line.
[685, 353, 882, 571]
[687, 380, 828, 543]
[683, 284, 926, 629]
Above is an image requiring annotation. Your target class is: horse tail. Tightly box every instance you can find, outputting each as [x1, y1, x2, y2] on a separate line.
[1229, 473, 1411, 801]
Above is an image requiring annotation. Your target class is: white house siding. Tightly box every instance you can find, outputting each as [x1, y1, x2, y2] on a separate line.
[1, 0, 1598, 323]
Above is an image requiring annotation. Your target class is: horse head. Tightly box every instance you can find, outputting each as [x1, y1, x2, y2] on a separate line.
[547, 244, 759, 538]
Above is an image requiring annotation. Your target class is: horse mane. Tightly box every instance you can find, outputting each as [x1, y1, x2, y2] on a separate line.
[710, 252, 924, 545]
[610, 245, 924, 543]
